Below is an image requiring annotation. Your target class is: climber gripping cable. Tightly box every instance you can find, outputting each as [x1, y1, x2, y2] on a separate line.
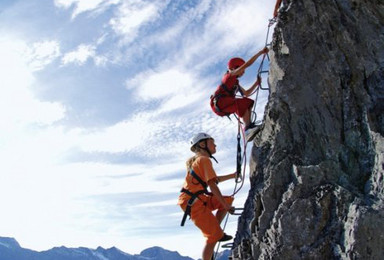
[210, 47, 269, 141]
[178, 133, 236, 260]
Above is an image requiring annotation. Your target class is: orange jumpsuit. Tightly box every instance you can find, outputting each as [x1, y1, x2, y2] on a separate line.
[178, 156, 234, 243]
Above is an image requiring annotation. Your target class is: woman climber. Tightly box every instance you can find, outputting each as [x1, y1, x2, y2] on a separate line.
[178, 133, 236, 260]
[210, 47, 269, 138]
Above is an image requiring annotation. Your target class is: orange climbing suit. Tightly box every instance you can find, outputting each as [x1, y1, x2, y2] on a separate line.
[178, 156, 234, 243]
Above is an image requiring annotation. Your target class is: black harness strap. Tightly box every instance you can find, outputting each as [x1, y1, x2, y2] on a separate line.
[189, 168, 208, 190]
[180, 189, 206, 226]
[198, 140, 218, 164]
[236, 127, 242, 182]
[211, 82, 237, 116]
[180, 169, 212, 226]
[220, 82, 235, 96]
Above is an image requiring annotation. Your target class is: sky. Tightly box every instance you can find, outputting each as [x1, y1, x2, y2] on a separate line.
[0, 0, 276, 259]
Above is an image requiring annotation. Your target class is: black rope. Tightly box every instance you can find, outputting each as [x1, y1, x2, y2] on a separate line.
[231, 125, 247, 196]
[236, 123, 242, 183]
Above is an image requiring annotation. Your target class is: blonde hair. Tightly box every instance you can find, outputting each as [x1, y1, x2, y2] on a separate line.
[186, 155, 197, 169]
[186, 143, 203, 169]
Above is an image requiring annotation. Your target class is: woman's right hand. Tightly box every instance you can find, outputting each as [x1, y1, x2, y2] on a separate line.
[228, 206, 235, 215]
[224, 203, 235, 214]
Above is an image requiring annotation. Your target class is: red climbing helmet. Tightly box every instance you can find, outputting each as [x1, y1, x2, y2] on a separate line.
[228, 57, 245, 70]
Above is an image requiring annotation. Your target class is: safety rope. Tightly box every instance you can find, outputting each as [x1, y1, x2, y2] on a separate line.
[232, 121, 247, 195]
[235, 123, 242, 183]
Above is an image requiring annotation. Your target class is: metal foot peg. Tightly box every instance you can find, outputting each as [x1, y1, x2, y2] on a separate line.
[222, 242, 234, 249]
[232, 207, 244, 216]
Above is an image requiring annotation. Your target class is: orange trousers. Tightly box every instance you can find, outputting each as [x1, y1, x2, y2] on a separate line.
[181, 195, 234, 243]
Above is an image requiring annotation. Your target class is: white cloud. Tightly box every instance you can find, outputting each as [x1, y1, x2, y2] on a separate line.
[158, 92, 202, 113]
[206, 0, 271, 50]
[109, 1, 165, 42]
[61, 43, 109, 66]
[164, 0, 274, 71]
[77, 117, 157, 153]
[25, 40, 61, 71]
[54, 0, 120, 18]
[62, 44, 96, 65]
[127, 69, 193, 100]
[0, 37, 65, 132]
[125, 68, 218, 117]
[0, 36, 68, 242]
[140, 0, 212, 46]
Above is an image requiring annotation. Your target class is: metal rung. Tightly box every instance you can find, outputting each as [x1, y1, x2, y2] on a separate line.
[222, 242, 234, 248]
[232, 208, 244, 216]
[260, 85, 270, 90]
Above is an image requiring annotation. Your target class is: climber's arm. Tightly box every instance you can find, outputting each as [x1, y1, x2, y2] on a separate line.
[240, 75, 261, 97]
[208, 179, 233, 212]
[217, 173, 236, 183]
[230, 47, 269, 77]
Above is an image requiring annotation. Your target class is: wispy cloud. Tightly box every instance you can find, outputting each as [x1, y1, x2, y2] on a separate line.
[127, 69, 193, 101]
[62, 45, 108, 66]
[0, 37, 65, 131]
[54, 0, 119, 19]
[25, 40, 61, 71]
[109, 1, 166, 43]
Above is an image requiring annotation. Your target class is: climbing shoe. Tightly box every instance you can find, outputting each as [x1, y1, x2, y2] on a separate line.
[245, 125, 262, 142]
[218, 233, 233, 242]
[244, 122, 256, 131]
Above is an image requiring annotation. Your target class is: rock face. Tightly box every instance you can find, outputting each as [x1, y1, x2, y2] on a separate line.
[232, 0, 384, 259]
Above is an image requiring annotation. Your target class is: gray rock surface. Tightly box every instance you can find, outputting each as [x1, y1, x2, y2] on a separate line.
[231, 0, 384, 259]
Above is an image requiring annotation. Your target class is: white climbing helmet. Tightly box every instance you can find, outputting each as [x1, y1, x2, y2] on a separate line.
[190, 132, 213, 152]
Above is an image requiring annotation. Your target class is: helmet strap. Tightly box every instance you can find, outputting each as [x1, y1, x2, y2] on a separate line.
[198, 140, 218, 163]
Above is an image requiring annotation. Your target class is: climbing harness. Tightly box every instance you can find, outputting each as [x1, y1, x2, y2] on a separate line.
[210, 80, 242, 118]
[180, 168, 213, 226]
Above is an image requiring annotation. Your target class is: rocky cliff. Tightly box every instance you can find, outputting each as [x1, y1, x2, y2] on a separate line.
[232, 0, 384, 259]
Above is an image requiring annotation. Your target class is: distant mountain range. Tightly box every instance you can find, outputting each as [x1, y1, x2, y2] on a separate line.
[0, 236, 230, 260]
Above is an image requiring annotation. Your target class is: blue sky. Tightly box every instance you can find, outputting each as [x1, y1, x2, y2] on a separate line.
[0, 0, 275, 258]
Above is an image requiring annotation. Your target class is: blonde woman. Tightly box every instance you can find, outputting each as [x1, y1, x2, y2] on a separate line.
[178, 133, 236, 260]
